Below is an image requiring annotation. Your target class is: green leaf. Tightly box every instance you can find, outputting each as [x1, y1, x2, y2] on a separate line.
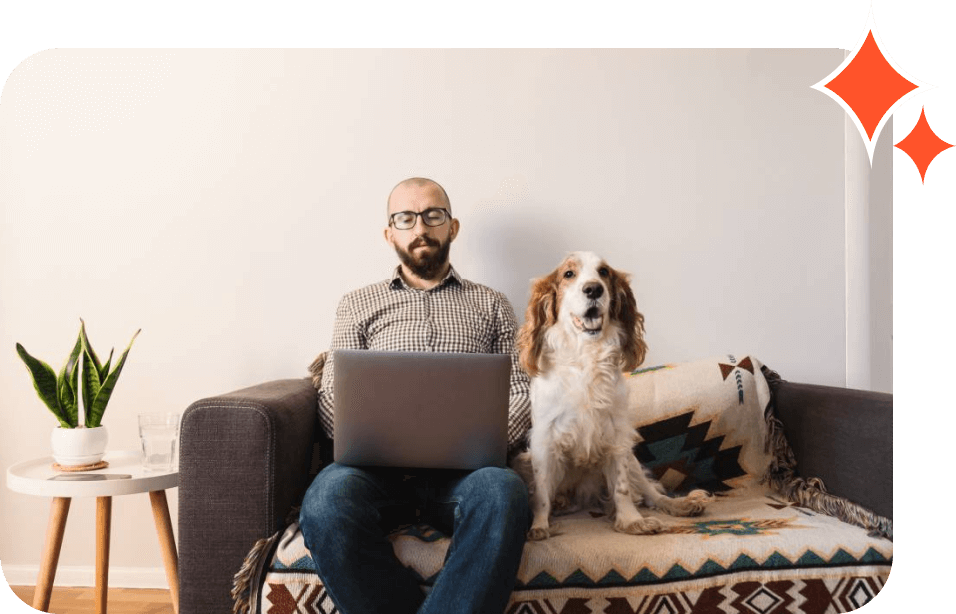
[81, 345, 102, 426]
[16, 343, 72, 428]
[56, 331, 83, 428]
[69, 342, 81, 425]
[79, 318, 104, 384]
[87, 329, 140, 428]
[99, 347, 114, 383]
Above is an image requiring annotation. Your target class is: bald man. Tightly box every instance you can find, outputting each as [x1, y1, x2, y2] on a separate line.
[298, 178, 532, 614]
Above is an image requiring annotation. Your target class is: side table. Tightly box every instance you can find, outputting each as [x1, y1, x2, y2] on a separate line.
[6, 450, 179, 614]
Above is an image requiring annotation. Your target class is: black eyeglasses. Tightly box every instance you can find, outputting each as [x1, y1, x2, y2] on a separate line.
[388, 208, 450, 230]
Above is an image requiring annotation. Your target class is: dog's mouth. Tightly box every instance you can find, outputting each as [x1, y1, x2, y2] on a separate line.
[571, 307, 603, 335]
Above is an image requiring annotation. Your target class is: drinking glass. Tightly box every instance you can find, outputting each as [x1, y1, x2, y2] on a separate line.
[138, 412, 180, 472]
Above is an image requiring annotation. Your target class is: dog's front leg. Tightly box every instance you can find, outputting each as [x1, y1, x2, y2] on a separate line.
[528, 450, 562, 540]
[605, 453, 664, 535]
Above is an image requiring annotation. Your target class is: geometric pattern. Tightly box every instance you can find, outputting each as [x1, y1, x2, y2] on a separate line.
[514, 547, 890, 590]
[668, 518, 798, 538]
[505, 574, 889, 614]
[260, 519, 890, 589]
[264, 583, 339, 614]
[259, 573, 889, 614]
[625, 354, 774, 493]
[635, 411, 747, 493]
[256, 509, 892, 614]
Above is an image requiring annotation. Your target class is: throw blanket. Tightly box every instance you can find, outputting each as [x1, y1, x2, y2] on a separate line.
[233, 354, 892, 614]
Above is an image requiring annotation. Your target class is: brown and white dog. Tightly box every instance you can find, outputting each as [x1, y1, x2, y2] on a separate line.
[512, 251, 711, 540]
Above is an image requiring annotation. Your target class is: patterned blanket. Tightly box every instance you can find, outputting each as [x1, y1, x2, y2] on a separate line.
[235, 354, 892, 614]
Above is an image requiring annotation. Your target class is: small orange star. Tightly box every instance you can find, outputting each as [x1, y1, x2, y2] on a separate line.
[896, 108, 953, 183]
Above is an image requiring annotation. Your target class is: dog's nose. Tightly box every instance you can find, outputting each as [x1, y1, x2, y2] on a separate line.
[583, 282, 603, 299]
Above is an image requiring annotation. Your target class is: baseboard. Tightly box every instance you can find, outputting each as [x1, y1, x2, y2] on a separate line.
[1, 564, 170, 589]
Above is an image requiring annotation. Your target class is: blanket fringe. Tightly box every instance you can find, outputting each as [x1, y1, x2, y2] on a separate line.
[761, 367, 893, 541]
[231, 530, 281, 614]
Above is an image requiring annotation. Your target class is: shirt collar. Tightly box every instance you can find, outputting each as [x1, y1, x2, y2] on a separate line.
[389, 265, 462, 290]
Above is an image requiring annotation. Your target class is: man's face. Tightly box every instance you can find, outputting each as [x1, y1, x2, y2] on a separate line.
[384, 182, 459, 280]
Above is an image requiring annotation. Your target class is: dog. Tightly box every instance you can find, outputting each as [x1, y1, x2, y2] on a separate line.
[512, 251, 711, 540]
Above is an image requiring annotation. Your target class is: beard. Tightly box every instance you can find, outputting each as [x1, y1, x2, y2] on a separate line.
[394, 235, 452, 280]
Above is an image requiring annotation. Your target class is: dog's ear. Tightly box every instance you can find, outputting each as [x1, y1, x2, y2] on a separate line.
[518, 271, 559, 377]
[609, 267, 647, 372]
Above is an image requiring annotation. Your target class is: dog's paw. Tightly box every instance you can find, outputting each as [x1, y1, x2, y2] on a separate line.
[686, 489, 714, 506]
[614, 516, 665, 535]
[528, 526, 551, 541]
[660, 489, 713, 517]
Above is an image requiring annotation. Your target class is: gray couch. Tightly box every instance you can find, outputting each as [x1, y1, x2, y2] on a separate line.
[178, 376, 891, 614]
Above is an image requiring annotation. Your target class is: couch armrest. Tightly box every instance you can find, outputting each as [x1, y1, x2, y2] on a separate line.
[770, 379, 892, 520]
[178, 378, 317, 614]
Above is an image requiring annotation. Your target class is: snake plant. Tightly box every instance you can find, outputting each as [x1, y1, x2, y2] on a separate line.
[16, 320, 140, 428]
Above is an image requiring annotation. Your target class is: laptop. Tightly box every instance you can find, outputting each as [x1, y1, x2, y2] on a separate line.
[333, 350, 511, 470]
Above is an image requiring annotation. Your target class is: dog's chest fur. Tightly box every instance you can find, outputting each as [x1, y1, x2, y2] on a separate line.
[531, 329, 633, 467]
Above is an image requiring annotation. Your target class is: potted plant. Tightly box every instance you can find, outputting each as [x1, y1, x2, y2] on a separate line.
[16, 319, 140, 467]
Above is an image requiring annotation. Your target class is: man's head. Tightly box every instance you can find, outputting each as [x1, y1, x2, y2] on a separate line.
[384, 178, 459, 283]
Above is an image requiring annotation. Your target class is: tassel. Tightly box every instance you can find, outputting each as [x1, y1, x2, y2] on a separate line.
[761, 367, 893, 541]
[231, 530, 281, 614]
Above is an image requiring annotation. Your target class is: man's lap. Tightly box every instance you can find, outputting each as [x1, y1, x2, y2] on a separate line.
[303, 462, 528, 535]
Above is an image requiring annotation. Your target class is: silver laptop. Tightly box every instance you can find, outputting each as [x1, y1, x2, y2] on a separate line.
[333, 350, 510, 469]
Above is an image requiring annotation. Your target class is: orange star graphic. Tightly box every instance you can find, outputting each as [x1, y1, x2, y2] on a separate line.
[823, 30, 918, 141]
[896, 107, 953, 183]
[811, 14, 924, 163]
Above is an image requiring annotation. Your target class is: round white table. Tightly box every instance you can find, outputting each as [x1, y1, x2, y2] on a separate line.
[6, 450, 179, 614]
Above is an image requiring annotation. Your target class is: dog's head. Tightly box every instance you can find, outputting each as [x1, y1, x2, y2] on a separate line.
[517, 251, 647, 376]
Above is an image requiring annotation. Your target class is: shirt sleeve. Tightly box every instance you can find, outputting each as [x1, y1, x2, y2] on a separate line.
[492, 291, 532, 450]
[317, 293, 366, 440]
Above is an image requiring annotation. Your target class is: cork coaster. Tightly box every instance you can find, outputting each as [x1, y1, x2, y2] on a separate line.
[52, 460, 109, 472]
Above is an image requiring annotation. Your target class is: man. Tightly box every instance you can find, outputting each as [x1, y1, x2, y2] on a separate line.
[299, 177, 532, 614]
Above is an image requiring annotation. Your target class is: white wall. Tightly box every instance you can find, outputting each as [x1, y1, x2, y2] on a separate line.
[0, 49, 891, 585]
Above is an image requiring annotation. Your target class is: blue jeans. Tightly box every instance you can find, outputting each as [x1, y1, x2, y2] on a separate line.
[299, 462, 530, 614]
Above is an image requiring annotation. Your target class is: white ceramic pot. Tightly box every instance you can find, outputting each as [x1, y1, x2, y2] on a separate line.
[51, 425, 109, 466]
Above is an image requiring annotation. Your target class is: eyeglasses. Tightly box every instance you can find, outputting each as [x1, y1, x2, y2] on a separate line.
[388, 208, 450, 230]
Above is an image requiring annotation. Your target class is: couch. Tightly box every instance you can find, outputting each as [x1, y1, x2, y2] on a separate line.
[178, 355, 892, 614]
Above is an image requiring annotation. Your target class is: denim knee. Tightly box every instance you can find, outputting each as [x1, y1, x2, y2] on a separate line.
[300, 463, 383, 530]
[464, 467, 530, 522]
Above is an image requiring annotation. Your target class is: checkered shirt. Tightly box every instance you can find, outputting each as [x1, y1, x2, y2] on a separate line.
[317, 265, 532, 451]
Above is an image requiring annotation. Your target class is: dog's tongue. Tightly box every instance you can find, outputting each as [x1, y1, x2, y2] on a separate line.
[572, 314, 601, 334]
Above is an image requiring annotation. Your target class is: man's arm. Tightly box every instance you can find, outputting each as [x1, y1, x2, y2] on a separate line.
[492, 292, 532, 450]
[317, 294, 366, 439]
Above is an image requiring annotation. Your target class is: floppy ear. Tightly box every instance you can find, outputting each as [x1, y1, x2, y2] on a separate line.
[608, 267, 647, 372]
[517, 271, 559, 377]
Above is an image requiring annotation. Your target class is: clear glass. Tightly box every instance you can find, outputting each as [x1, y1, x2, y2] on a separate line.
[138, 412, 180, 472]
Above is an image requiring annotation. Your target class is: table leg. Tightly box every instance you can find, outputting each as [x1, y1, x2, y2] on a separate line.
[95, 496, 112, 614]
[33, 497, 71, 612]
[149, 490, 179, 614]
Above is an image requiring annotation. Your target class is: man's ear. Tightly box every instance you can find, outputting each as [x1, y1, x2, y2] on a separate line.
[449, 218, 460, 242]
[384, 225, 393, 244]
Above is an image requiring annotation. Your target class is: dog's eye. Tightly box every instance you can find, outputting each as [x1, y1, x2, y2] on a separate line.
[563, 270, 575, 279]
[598, 267, 609, 278]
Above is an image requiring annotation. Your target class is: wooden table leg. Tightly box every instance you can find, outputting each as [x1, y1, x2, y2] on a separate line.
[33, 497, 71, 612]
[95, 496, 112, 614]
[149, 490, 179, 614]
